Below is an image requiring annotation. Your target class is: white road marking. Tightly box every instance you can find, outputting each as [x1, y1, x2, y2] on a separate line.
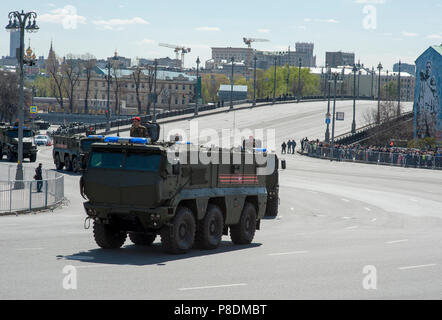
[178, 283, 247, 291]
[386, 239, 409, 244]
[409, 198, 418, 202]
[398, 264, 437, 270]
[341, 198, 350, 202]
[364, 207, 372, 212]
[345, 226, 358, 230]
[341, 216, 352, 220]
[268, 251, 309, 256]
[16, 247, 44, 251]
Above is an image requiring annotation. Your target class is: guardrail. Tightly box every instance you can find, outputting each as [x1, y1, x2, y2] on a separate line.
[0, 165, 65, 214]
[302, 142, 442, 170]
[45, 95, 378, 137]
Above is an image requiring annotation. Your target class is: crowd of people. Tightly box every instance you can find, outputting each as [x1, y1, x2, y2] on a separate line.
[302, 139, 442, 169]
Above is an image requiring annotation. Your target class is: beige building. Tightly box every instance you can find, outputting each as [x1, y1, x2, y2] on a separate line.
[53, 68, 197, 115]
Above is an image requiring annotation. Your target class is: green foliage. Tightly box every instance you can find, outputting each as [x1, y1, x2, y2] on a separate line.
[201, 74, 230, 103]
[407, 137, 438, 150]
[28, 76, 52, 97]
[382, 82, 397, 100]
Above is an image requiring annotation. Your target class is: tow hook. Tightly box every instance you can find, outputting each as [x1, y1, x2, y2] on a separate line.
[84, 217, 92, 230]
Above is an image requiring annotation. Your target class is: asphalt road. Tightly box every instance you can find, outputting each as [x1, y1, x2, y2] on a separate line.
[1, 100, 441, 300]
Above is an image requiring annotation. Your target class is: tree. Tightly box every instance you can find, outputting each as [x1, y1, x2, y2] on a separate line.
[62, 55, 82, 113]
[81, 53, 96, 114]
[0, 72, 31, 122]
[47, 55, 66, 110]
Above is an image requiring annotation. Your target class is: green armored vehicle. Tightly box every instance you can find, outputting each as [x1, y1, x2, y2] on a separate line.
[52, 134, 104, 172]
[0, 126, 37, 162]
[80, 136, 284, 254]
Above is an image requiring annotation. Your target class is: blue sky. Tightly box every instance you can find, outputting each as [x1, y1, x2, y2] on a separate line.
[1, 0, 441, 70]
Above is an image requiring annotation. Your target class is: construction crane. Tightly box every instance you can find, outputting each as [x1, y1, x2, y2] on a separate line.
[243, 37, 269, 78]
[158, 43, 191, 71]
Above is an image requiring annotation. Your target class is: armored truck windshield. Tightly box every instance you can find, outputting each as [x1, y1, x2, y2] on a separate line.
[7, 129, 34, 138]
[89, 151, 162, 172]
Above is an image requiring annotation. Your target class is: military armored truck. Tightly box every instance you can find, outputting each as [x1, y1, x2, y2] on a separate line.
[80, 136, 284, 254]
[52, 134, 104, 172]
[0, 126, 37, 162]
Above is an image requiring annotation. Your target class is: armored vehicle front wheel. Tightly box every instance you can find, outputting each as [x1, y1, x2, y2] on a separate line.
[7, 150, 16, 162]
[55, 154, 64, 170]
[195, 205, 224, 250]
[230, 202, 257, 245]
[72, 156, 80, 173]
[129, 232, 156, 246]
[161, 207, 195, 254]
[93, 221, 127, 249]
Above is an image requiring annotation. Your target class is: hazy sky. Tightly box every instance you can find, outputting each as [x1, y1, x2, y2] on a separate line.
[1, 0, 441, 70]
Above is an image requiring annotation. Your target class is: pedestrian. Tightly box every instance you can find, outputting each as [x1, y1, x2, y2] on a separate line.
[281, 141, 287, 154]
[130, 117, 149, 138]
[292, 140, 297, 154]
[34, 163, 43, 193]
[287, 140, 292, 154]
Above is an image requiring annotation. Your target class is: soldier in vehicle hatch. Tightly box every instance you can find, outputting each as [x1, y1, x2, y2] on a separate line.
[130, 117, 149, 138]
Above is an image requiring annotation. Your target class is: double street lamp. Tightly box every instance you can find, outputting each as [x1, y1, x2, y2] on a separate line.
[377, 62, 383, 124]
[252, 55, 257, 108]
[230, 57, 234, 110]
[352, 64, 358, 134]
[194, 57, 200, 117]
[297, 58, 302, 103]
[5, 10, 39, 187]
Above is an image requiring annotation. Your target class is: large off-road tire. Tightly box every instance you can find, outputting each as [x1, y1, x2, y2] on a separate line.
[29, 153, 37, 163]
[264, 196, 279, 218]
[195, 204, 224, 250]
[93, 221, 127, 249]
[7, 150, 16, 162]
[129, 232, 156, 246]
[65, 155, 73, 172]
[230, 202, 257, 245]
[55, 154, 64, 170]
[161, 207, 196, 254]
[72, 156, 80, 173]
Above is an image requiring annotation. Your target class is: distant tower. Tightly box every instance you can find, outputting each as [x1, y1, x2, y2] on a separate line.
[9, 30, 20, 58]
[46, 40, 58, 73]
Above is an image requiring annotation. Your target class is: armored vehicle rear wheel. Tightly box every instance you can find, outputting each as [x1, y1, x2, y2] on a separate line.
[7, 150, 16, 162]
[65, 155, 73, 171]
[264, 196, 278, 218]
[230, 202, 257, 245]
[129, 232, 156, 246]
[55, 154, 64, 170]
[195, 205, 224, 250]
[29, 154, 37, 163]
[161, 207, 195, 254]
[93, 221, 127, 249]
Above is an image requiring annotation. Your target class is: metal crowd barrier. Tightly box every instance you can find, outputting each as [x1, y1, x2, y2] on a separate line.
[0, 165, 65, 214]
[303, 143, 442, 170]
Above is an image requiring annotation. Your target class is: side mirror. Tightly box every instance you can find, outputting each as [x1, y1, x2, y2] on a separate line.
[281, 159, 286, 170]
[172, 162, 181, 175]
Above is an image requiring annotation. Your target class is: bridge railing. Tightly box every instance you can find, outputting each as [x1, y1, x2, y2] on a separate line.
[302, 142, 442, 170]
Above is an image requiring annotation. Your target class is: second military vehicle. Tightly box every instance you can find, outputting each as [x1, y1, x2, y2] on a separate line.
[52, 134, 104, 172]
[0, 126, 37, 162]
[80, 136, 284, 254]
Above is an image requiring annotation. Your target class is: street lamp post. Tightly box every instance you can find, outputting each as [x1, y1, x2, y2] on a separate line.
[230, 57, 234, 110]
[253, 55, 257, 107]
[273, 56, 277, 104]
[195, 57, 200, 117]
[297, 58, 302, 103]
[331, 72, 339, 157]
[371, 66, 375, 99]
[153, 59, 158, 122]
[325, 67, 331, 143]
[105, 62, 112, 133]
[397, 60, 401, 116]
[286, 47, 290, 98]
[377, 62, 383, 124]
[5, 10, 38, 187]
[352, 64, 358, 134]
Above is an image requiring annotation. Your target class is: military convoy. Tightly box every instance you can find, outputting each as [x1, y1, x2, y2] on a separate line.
[80, 134, 284, 254]
[52, 134, 104, 172]
[0, 125, 37, 162]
